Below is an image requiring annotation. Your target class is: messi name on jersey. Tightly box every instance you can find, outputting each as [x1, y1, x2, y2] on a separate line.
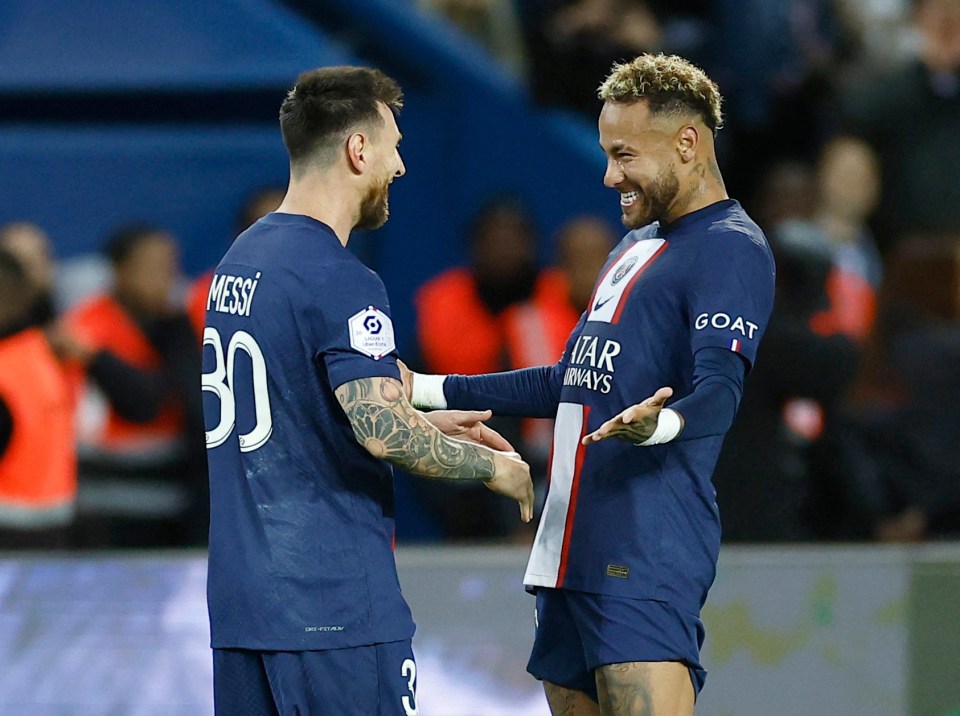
[207, 271, 262, 317]
[562, 334, 621, 394]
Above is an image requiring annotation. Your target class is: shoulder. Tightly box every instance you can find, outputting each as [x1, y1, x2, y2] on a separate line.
[703, 207, 773, 265]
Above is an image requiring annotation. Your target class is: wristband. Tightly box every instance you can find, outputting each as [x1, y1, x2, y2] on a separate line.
[411, 373, 448, 410]
[638, 408, 682, 446]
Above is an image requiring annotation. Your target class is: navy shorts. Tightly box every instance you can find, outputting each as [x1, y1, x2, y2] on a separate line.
[213, 640, 419, 716]
[526, 588, 707, 702]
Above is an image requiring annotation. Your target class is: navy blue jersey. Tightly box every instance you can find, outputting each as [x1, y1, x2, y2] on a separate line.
[203, 213, 414, 650]
[523, 200, 775, 614]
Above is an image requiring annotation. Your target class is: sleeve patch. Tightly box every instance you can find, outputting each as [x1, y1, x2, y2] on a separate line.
[348, 306, 395, 360]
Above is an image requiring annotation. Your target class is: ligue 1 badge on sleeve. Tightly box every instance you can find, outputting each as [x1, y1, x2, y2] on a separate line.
[348, 306, 396, 359]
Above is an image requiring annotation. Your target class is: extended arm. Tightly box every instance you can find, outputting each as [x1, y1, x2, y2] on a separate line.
[671, 346, 746, 440]
[335, 376, 533, 520]
[408, 364, 565, 418]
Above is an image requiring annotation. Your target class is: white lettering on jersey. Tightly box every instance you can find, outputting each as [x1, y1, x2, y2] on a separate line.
[587, 238, 665, 324]
[564, 336, 621, 394]
[348, 306, 395, 360]
[694, 312, 759, 339]
[208, 272, 262, 317]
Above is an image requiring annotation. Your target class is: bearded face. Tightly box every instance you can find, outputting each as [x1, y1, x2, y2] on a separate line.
[356, 174, 391, 231]
[620, 164, 681, 230]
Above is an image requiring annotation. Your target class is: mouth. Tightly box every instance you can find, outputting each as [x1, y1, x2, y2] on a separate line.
[620, 191, 640, 208]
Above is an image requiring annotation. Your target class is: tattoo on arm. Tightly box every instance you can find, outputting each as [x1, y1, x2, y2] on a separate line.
[335, 377, 496, 480]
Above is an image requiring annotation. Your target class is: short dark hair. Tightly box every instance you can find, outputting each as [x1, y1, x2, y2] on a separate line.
[104, 224, 166, 266]
[279, 66, 403, 172]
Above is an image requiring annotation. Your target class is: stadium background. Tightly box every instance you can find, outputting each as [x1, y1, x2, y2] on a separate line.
[1, 1, 959, 714]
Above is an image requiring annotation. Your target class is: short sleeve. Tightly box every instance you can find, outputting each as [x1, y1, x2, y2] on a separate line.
[317, 261, 401, 390]
[687, 231, 775, 369]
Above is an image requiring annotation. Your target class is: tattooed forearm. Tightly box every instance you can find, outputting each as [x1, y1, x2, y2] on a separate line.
[335, 377, 496, 480]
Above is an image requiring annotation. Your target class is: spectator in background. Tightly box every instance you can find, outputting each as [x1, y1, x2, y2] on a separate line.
[747, 160, 818, 236]
[0, 222, 57, 327]
[187, 187, 284, 338]
[60, 225, 206, 548]
[0, 249, 76, 549]
[841, 0, 960, 252]
[778, 135, 884, 342]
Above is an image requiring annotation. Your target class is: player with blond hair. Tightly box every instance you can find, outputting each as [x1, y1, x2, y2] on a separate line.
[406, 54, 775, 714]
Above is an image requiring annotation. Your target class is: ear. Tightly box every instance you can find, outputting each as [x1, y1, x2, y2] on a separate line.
[346, 132, 366, 175]
[676, 125, 700, 164]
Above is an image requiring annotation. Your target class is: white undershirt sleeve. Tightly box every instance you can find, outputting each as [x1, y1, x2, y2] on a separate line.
[410, 373, 448, 410]
[638, 408, 683, 446]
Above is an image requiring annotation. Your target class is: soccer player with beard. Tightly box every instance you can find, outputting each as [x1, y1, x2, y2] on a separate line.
[203, 66, 534, 715]
[404, 54, 776, 714]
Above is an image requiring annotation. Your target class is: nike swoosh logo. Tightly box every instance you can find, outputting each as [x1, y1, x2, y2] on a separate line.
[593, 295, 613, 311]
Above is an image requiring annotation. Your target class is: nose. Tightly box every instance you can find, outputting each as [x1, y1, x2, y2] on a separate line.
[395, 153, 406, 178]
[603, 157, 623, 188]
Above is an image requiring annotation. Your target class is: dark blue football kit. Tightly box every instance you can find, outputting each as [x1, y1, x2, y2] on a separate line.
[203, 213, 418, 715]
[441, 200, 776, 696]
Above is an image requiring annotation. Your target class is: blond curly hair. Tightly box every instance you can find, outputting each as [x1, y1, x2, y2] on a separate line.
[598, 54, 723, 134]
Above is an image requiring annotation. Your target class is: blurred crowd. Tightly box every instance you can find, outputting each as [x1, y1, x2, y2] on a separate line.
[1, 0, 958, 550]
[0, 190, 283, 550]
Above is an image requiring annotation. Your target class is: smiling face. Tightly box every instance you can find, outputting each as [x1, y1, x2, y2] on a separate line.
[599, 100, 683, 230]
[357, 102, 406, 231]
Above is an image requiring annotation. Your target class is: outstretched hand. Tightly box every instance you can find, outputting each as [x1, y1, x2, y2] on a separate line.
[424, 409, 515, 452]
[581, 387, 674, 445]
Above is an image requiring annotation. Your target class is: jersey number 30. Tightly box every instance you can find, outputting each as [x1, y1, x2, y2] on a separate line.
[202, 326, 273, 451]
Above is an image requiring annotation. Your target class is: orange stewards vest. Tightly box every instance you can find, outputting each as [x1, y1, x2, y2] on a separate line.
[187, 269, 214, 340]
[415, 267, 578, 375]
[0, 328, 76, 526]
[809, 268, 877, 342]
[415, 268, 579, 453]
[65, 294, 184, 455]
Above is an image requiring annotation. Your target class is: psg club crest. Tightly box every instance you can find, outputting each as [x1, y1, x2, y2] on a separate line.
[348, 306, 396, 359]
[611, 256, 639, 285]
